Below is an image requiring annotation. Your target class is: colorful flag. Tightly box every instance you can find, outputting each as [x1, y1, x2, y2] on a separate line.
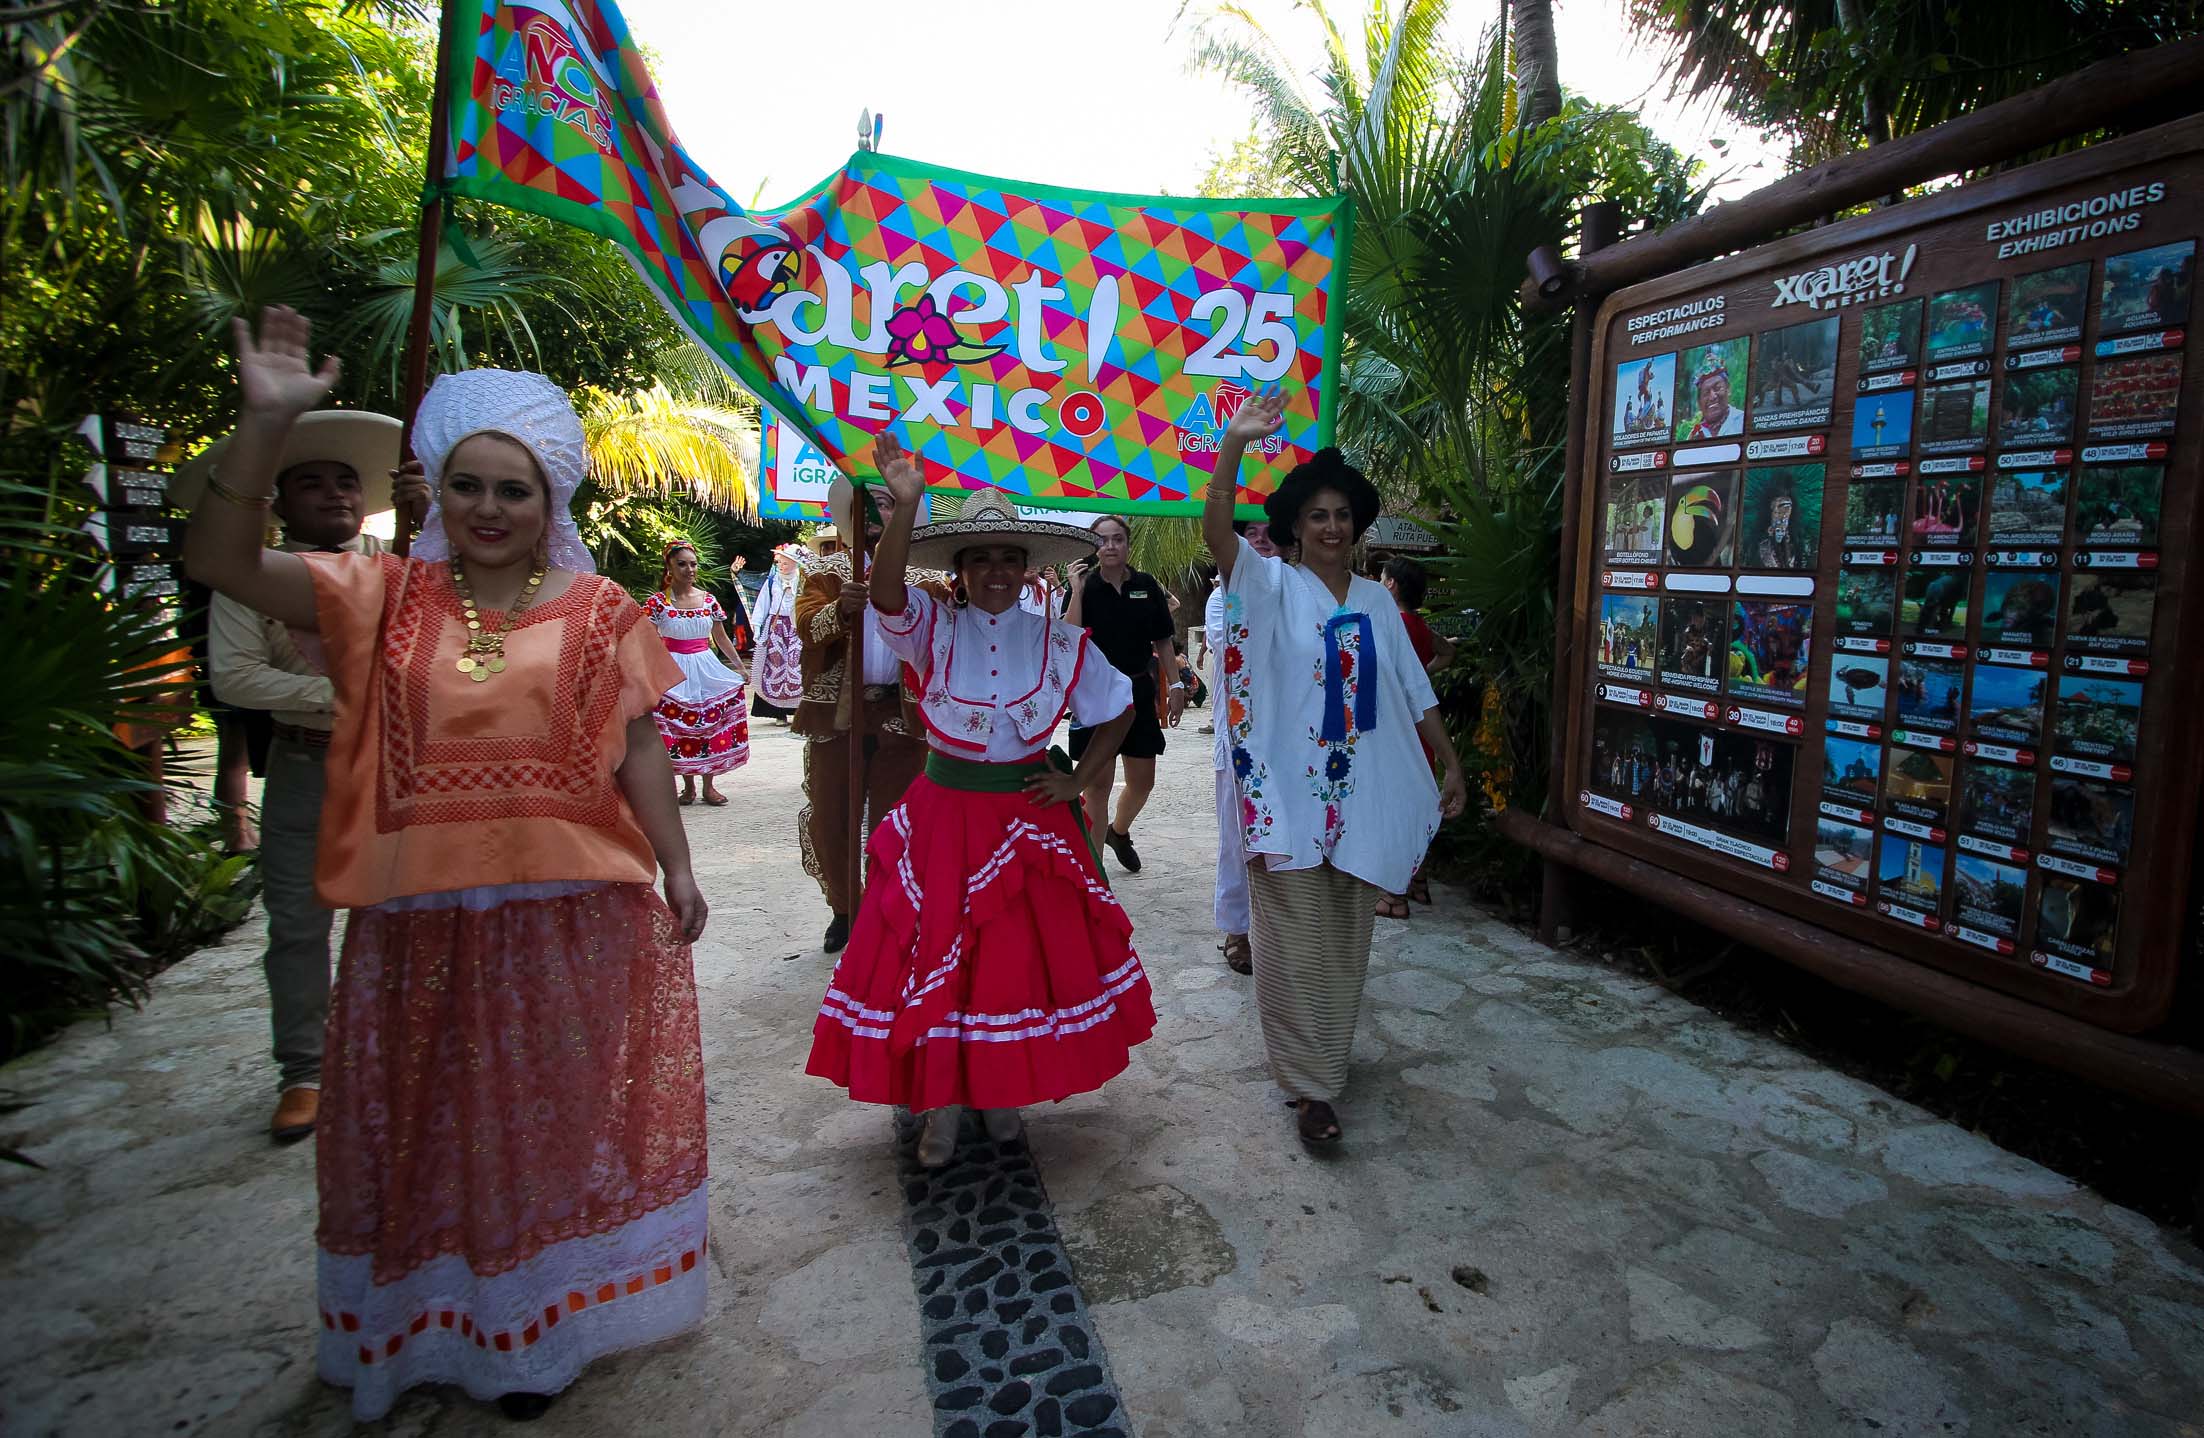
[437, 0, 1348, 515]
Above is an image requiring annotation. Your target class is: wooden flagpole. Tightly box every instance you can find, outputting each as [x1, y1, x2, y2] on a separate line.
[844, 491, 870, 918]
[393, 0, 462, 557]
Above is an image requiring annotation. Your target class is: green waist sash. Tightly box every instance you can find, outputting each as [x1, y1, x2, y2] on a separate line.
[924, 748, 1104, 874]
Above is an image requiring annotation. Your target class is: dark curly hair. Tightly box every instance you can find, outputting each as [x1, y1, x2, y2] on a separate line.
[1262, 447, 1380, 546]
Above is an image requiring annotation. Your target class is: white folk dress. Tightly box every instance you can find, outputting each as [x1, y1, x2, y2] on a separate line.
[751, 567, 803, 714]
[1221, 539, 1440, 892]
[645, 593, 750, 776]
[1220, 537, 1441, 1101]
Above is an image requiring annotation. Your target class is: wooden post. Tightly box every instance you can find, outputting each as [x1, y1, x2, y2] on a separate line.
[844, 496, 871, 916]
[1536, 200, 1621, 947]
[393, 0, 462, 558]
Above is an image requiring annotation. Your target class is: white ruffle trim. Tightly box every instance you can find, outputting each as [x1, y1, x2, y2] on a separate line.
[317, 1185, 708, 1421]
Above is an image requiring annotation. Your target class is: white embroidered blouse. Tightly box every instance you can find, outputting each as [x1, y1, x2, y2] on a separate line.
[877, 588, 1134, 761]
[1221, 537, 1440, 894]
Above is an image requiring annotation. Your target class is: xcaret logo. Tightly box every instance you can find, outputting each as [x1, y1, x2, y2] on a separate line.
[1175, 381, 1284, 456]
[1771, 243, 1918, 312]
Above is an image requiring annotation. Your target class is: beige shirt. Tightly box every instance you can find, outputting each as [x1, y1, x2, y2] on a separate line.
[208, 533, 384, 730]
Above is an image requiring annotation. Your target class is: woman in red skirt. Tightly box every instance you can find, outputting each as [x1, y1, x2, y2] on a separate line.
[805, 440, 1156, 1166]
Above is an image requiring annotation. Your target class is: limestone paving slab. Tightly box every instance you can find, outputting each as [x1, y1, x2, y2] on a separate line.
[2, 728, 2200, 1435]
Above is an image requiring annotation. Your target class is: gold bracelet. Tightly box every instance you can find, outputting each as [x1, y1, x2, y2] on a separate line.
[204, 468, 274, 510]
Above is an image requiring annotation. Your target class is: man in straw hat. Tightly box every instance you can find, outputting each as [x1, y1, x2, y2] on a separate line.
[792, 474, 948, 953]
[179, 408, 402, 1142]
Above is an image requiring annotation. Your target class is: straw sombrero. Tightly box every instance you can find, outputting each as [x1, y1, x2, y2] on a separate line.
[905, 488, 1100, 572]
[172, 410, 403, 515]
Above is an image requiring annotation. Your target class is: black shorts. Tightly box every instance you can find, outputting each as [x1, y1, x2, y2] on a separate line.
[1070, 677, 1166, 761]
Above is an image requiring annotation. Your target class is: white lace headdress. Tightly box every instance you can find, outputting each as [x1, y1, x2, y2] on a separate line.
[409, 368, 595, 574]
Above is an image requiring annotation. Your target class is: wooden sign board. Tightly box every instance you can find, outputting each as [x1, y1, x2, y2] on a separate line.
[1565, 117, 2203, 1034]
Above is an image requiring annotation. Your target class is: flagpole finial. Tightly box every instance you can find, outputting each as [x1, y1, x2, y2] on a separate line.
[857, 108, 873, 152]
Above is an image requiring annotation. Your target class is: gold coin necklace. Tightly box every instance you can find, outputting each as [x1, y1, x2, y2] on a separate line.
[451, 558, 546, 683]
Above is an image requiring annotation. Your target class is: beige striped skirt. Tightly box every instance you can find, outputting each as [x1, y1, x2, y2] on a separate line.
[1246, 861, 1377, 1102]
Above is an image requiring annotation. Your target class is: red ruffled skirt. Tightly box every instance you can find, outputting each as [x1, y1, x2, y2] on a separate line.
[806, 773, 1156, 1110]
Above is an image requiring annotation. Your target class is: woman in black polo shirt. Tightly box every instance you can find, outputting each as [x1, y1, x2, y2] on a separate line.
[1065, 514, 1182, 872]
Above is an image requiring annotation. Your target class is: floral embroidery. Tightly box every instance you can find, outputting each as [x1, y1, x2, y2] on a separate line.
[1302, 606, 1364, 858]
[1219, 591, 1276, 848]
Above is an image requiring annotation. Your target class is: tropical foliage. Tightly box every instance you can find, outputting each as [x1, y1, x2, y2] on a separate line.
[1191, 0, 1706, 890]
[1623, 0, 2204, 166]
[0, 0, 744, 1048]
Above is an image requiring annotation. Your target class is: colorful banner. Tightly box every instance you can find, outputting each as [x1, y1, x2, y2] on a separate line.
[756, 412, 828, 522]
[438, 0, 1348, 515]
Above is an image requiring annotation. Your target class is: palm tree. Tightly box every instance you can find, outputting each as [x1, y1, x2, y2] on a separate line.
[576, 383, 759, 516]
[1190, 0, 1706, 813]
[1510, 0, 1563, 129]
[1624, 0, 2204, 167]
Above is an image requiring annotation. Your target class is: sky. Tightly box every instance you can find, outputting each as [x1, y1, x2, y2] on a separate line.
[614, 0, 1787, 211]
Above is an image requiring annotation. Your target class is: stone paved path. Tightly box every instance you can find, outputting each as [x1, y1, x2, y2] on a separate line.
[3, 722, 2201, 1436]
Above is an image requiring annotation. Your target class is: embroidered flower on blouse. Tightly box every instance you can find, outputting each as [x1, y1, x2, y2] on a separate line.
[1232, 746, 1253, 779]
[1325, 747, 1352, 782]
[1223, 647, 1244, 675]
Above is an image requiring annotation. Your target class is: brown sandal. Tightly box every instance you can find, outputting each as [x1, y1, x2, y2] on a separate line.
[1375, 894, 1411, 919]
[702, 790, 729, 806]
[1294, 1098, 1342, 1144]
[1406, 874, 1432, 906]
[1222, 933, 1252, 974]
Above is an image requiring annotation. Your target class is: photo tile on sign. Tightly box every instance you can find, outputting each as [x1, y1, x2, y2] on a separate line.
[2086, 354, 2183, 443]
[2035, 875, 2119, 966]
[1900, 568, 1972, 641]
[1876, 831, 1948, 910]
[1834, 568, 1898, 636]
[1909, 474, 1981, 549]
[1739, 465, 1822, 570]
[1665, 471, 1739, 568]
[1959, 760, 2035, 845]
[1966, 662, 2048, 746]
[1984, 469, 2067, 548]
[1896, 657, 1965, 733]
[1952, 854, 2029, 939]
[2072, 465, 2162, 548]
[1612, 352, 1677, 451]
[1918, 379, 1992, 455]
[1813, 813, 1876, 891]
[1822, 732, 1885, 808]
[2006, 262, 2090, 348]
[1883, 744, 1955, 824]
[2045, 776, 2135, 867]
[1749, 317, 1839, 431]
[1658, 595, 1728, 694]
[1858, 298, 1923, 375]
[1603, 473, 1667, 564]
[2063, 571, 2156, 655]
[1675, 337, 1751, 443]
[1851, 389, 1916, 460]
[1596, 594, 1660, 682]
[1827, 652, 1889, 720]
[1726, 600, 1813, 707]
[1841, 477, 1906, 548]
[1924, 282, 2001, 361]
[2098, 239, 2194, 336]
[2053, 674, 2143, 763]
[1978, 569, 2061, 649]
[1997, 367, 2078, 448]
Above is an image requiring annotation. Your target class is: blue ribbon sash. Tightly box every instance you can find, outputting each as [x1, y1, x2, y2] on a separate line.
[1321, 610, 1377, 742]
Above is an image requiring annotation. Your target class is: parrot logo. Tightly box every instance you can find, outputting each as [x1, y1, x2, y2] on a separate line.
[721, 240, 802, 315]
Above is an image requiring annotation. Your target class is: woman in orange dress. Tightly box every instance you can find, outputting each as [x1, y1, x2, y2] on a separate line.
[183, 307, 710, 1423]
